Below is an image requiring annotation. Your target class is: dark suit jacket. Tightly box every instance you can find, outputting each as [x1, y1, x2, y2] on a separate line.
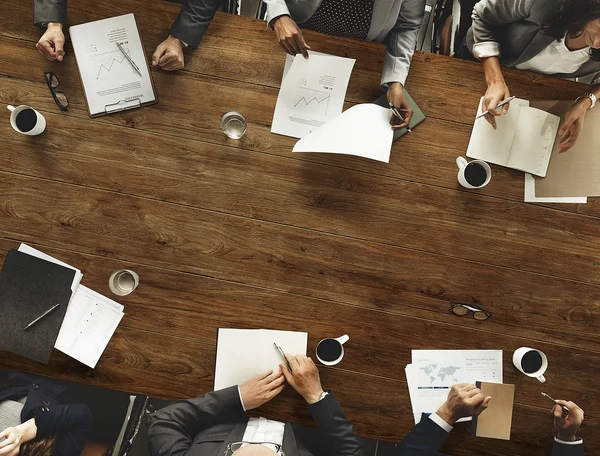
[0, 371, 92, 456]
[33, 0, 220, 49]
[394, 413, 584, 456]
[147, 386, 364, 456]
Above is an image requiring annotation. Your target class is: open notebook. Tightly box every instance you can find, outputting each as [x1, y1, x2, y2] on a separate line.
[466, 98, 560, 177]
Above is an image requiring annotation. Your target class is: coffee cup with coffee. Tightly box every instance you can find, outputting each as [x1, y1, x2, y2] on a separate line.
[316, 334, 349, 366]
[7, 105, 46, 136]
[513, 347, 548, 383]
[456, 157, 491, 189]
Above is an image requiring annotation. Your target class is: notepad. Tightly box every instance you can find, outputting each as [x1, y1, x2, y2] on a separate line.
[466, 98, 560, 177]
[214, 329, 308, 391]
[472, 382, 515, 440]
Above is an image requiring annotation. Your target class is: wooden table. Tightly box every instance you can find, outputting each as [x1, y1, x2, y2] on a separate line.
[1, 1, 599, 454]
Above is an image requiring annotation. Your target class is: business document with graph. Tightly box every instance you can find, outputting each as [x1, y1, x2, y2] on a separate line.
[70, 14, 156, 116]
[271, 52, 356, 139]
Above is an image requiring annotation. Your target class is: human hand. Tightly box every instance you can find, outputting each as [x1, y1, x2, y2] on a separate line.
[387, 82, 413, 130]
[280, 354, 324, 404]
[238, 370, 286, 410]
[0, 426, 24, 456]
[36, 22, 65, 62]
[152, 35, 185, 71]
[273, 16, 311, 59]
[557, 99, 589, 153]
[435, 384, 492, 425]
[482, 80, 511, 129]
[553, 400, 584, 441]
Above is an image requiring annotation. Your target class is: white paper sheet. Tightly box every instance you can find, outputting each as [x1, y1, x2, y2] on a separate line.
[407, 350, 503, 423]
[69, 14, 155, 116]
[54, 285, 124, 368]
[524, 173, 587, 203]
[214, 329, 308, 391]
[292, 104, 394, 162]
[271, 52, 355, 139]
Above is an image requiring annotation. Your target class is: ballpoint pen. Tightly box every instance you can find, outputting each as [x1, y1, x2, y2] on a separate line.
[388, 102, 412, 132]
[476, 95, 516, 119]
[274, 342, 293, 372]
[24, 303, 60, 330]
[116, 41, 143, 77]
[541, 392, 570, 413]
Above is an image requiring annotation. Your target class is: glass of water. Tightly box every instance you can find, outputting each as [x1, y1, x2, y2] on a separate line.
[220, 111, 247, 139]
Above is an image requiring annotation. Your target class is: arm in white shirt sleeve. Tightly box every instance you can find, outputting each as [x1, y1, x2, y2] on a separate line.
[428, 412, 453, 433]
[264, 0, 291, 25]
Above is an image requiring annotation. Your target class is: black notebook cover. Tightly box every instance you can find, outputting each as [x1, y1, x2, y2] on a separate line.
[0, 250, 76, 363]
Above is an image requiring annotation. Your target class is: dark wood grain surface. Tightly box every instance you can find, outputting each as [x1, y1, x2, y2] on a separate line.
[1, 2, 598, 455]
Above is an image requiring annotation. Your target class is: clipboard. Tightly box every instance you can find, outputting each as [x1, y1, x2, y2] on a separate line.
[70, 14, 158, 118]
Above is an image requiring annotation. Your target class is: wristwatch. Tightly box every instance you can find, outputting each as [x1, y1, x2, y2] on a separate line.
[318, 391, 329, 402]
[575, 92, 597, 109]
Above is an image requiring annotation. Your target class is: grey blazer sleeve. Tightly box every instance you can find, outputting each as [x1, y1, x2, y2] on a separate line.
[168, 0, 221, 49]
[381, 0, 426, 87]
[147, 386, 244, 456]
[308, 392, 364, 456]
[470, 0, 534, 59]
[551, 439, 584, 456]
[34, 0, 67, 27]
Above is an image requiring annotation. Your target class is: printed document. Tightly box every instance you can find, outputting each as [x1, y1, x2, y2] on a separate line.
[406, 350, 502, 424]
[214, 329, 308, 391]
[271, 52, 355, 138]
[70, 14, 156, 116]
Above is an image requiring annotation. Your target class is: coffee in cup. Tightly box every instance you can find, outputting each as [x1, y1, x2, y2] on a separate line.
[513, 347, 548, 383]
[7, 105, 46, 136]
[316, 334, 349, 366]
[456, 157, 491, 189]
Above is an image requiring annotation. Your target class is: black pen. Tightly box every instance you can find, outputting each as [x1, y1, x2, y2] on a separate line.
[25, 303, 60, 330]
[388, 102, 411, 132]
[274, 342, 292, 372]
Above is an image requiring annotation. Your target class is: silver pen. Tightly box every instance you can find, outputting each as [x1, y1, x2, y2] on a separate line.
[476, 95, 516, 119]
[25, 303, 60, 330]
[388, 102, 412, 133]
[274, 342, 292, 372]
[116, 42, 143, 77]
[541, 392, 570, 413]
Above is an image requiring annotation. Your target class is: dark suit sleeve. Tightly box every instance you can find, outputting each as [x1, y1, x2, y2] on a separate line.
[552, 439, 584, 456]
[34, 0, 68, 27]
[394, 414, 450, 455]
[33, 404, 92, 456]
[308, 392, 364, 456]
[147, 386, 244, 456]
[168, 0, 221, 49]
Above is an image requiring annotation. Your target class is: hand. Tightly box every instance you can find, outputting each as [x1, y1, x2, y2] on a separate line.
[435, 384, 492, 425]
[152, 36, 185, 71]
[238, 370, 286, 410]
[557, 99, 589, 153]
[36, 22, 65, 62]
[482, 80, 511, 129]
[387, 82, 413, 130]
[280, 354, 324, 404]
[273, 16, 311, 59]
[553, 400, 584, 442]
[0, 427, 24, 456]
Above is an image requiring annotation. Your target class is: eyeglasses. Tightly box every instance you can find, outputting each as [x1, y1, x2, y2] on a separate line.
[44, 71, 69, 111]
[224, 442, 284, 456]
[450, 302, 492, 321]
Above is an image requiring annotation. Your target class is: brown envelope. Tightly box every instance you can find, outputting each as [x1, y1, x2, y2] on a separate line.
[472, 382, 515, 440]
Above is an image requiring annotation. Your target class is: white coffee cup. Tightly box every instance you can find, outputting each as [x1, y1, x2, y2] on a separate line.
[513, 347, 548, 383]
[7, 105, 46, 135]
[109, 269, 140, 296]
[456, 157, 491, 189]
[316, 334, 349, 366]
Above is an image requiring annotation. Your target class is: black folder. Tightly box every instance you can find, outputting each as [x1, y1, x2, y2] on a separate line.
[0, 250, 76, 363]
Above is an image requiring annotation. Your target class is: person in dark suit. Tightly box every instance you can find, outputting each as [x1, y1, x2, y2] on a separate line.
[0, 371, 92, 456]
[395, 383, 585, 456]
[147, 354, 363, 456]
[33, 0, 221, 71]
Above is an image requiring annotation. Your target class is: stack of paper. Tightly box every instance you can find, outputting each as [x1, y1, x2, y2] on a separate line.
[17, 244, 124, 368]
[405, 350, 503, 424]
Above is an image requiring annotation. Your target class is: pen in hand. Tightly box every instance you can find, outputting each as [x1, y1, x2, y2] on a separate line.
[476, 95, 516, 119]
[541, 392, 570, 413]
[388, 102, 412, 133]
[274, 342, 293, 373]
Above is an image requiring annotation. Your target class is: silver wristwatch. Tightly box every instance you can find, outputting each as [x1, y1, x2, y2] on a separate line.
[576, 92, 597, 109]
[318, 391, 329, 402]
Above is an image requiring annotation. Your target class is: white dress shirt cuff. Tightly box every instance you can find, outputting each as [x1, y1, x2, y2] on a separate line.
[428, 412, 453, 433]
[238, 385, 246, 411]
[472, 42, 501, 60]
[265, 0, 291, 25]
[555, 436, 583, 445]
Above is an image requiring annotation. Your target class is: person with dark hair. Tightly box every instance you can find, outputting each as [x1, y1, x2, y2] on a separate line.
[263, 0, 427, 130]
[0, 371, 92, 456]
[461, 0, 600, 152]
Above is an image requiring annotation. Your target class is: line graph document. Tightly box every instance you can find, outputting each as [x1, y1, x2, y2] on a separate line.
[271, 52, 355, 138]
[70, 14, 156, 116]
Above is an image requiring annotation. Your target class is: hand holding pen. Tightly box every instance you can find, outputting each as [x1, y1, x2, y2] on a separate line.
[387, 82, 413, 132]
